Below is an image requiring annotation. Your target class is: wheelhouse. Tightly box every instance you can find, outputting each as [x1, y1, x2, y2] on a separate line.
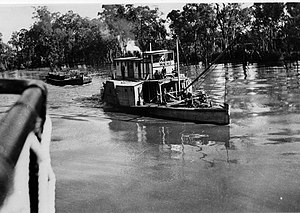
[142, 50, 175, 79]
[113, 50, 175, 80]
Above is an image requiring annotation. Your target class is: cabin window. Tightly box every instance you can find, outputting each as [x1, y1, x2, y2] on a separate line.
[128, 62, 134, 78]
[146, 63, 150, 75]
[144, 55, 150, 60]
[167, 53, 173, 61]
[153, 54, 165, 63]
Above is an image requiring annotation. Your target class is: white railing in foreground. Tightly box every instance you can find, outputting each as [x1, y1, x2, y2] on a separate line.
[0, 79, 55, 213]
[0, 116, 55, 213]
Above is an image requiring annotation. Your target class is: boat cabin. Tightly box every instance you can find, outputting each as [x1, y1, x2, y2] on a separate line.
[116, 81, 144, 106]
[103, 76, 192, 107]
[113, 57, 142, 80]
[103, 49, 194, 107]
[113, 50, 175, 80]
[103, 80, 144, 107]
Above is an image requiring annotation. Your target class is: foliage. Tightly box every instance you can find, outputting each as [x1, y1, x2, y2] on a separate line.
[99, 4, 167, 53]
[2, 3, 300, 71]
[0, 33, 16, 70]
[168, 4, 216, 65]
[167, 3, 254, 65]
[283, 3, 300, 53]
[215, 3, 252, 48]
[251, 3, 285, 52]
[8, 6, 115, 70]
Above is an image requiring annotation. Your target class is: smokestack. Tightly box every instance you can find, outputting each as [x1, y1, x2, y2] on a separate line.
[125, 40, 141, 55]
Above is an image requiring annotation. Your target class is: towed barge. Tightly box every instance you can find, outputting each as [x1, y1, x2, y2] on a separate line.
[46, 71, 92, 86]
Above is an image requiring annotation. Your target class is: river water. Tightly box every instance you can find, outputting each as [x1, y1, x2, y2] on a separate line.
[0, 63, 300, 212]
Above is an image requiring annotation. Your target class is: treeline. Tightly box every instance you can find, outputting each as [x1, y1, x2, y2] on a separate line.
[1, 7, 117, 71]
[168, 3, 300, 65]
[1, 3, 300, 71]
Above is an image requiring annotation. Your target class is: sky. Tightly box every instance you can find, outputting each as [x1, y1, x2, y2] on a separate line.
[0, 4, 100, 43]
[0, 2, 187, 43]
[0, 0, 260, 44]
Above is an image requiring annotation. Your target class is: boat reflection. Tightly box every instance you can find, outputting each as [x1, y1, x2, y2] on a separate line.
[108, 117, 231, 166]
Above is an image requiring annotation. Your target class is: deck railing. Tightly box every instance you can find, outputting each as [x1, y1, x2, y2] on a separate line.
[0, 79, 55, 213]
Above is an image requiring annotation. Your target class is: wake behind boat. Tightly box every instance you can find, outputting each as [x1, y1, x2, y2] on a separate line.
[46, 70, 92, 86]
[101, 41, 230, 125]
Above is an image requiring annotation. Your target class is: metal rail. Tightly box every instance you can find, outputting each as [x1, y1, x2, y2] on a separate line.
[0, 79, 48, 207]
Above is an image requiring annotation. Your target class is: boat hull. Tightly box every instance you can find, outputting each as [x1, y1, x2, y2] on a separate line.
[104, 104, 230, 125]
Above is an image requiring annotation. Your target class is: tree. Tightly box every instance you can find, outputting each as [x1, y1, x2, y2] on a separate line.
[99, 5, 135, 55]
[131, 5, 167, 52]
[0, 33, 16, 70]
[283, 3, 300, 53]
[9, 6, 117, 69]
[215, 3, 252, 49]
[98, 4, 167, 53]
[31, 6, 56, 68]
[168, 3, 216, 65]
[252, 3, 285, 52]
[9, 29, 32, 68]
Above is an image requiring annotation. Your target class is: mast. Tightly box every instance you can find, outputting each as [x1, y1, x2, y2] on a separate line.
[176, 36, 181, 93]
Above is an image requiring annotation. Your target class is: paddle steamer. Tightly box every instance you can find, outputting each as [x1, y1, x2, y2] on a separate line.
[102, 46, 230, 125]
